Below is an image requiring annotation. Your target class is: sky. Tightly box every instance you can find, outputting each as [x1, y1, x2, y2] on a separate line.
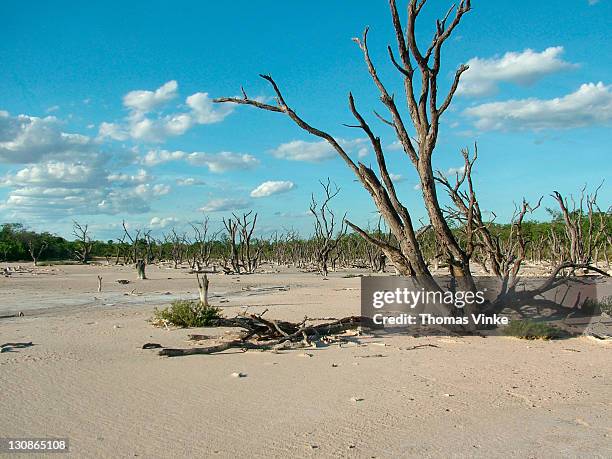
[0, 0, 610, 240]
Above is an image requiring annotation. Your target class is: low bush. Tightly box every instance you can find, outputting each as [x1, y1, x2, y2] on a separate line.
[503, 319, 565, 340]
[153, 300, 222, 328]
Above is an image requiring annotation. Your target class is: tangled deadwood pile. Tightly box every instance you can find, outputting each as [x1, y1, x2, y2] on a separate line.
[155, 313, 377, 357]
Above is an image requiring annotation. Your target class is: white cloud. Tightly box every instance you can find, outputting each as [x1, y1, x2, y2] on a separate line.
[99, 84, 233, 143]
[96, 190, 151, 215]
[389, 173, 405, 183]
[107, 169, 150, 184]
[98, 122, 129, 141]
[123, 80, 178, 112]
[271, 138, 368, 162]
[186, 92, 234, 124]
[588, 0, 600, 4]
[464, 82, 612, 131]
[141, 149, 186, 166]
[134, 183, 170, 197]
[0, 109, 172, 219]
[250, 180, 295, 198]
[126, 115, 192, 143]
[458, 47, 576, 97]
[1, 162, 102, 187]
[445, 166, 466, 177]
[187, 151, 259, 173]
[199, 197, 250, 212]
[0, 111, 96, 164]
[150, 216, 179, 228]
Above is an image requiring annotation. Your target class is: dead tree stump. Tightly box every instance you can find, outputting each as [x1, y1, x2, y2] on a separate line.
[196, 273, 209, 306]
[136, 259, 147, 280]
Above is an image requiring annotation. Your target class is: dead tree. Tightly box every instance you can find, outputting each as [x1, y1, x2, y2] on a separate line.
[215, 0, 477, 295]
[165, 228, 187, 269]
[27, 240, 47, 266]
[196, 273, 209, 306]
[190, 218, 218, 270]
[223, 211, 261, 274]
[72, 221, 93, 264]
[363, 217, 393, 272]
[310, 179, 347, 277]
[435, 146, 543, 296]
[135, 259, 147, 280]
[237, 211, 261, 273]
[212, 0, 610, 327]
[123, 221, 147, 278]
[551, 186, 607, 267]
[222, 217, 241, 273]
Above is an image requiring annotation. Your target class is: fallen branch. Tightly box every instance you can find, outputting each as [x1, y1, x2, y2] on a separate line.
[156, 315, 378, 357]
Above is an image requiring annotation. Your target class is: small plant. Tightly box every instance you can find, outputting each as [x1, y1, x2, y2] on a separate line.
[153, 300, 222, 328]
[503, 320, 565, 340]
[581, 296, 612, 316]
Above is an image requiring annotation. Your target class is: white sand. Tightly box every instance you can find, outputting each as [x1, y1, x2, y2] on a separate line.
[1, 263, 611, 458]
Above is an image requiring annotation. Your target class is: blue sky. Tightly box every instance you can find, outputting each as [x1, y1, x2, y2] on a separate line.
[0, 0, 610, 240]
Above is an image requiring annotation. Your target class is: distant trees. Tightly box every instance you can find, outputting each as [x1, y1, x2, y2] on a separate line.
[309, 180, 347, 277]
[0, 223, 60, 264]
[0, 206, 609, 277]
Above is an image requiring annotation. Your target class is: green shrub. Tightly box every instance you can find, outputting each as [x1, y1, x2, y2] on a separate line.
[581, 296, 612, 316]
[503, 320, 564, 340]
[153, 300, 222, 328]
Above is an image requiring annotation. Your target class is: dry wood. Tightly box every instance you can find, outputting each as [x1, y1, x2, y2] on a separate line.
[156, 315, 377, 357]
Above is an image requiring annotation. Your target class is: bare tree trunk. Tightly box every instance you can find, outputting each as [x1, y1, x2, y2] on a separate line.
[136, 259, 146, 280]
[196, 273, 209, 306]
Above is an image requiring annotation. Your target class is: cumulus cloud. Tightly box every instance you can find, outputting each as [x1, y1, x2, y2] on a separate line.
[150, 216, 179, 228]
[389, 173, 405, 183]
[138, 149, 259, 173]
[123, 80, 178, 112]
[107, 169, 149, 184]
[99, 82, 233, 143]
[270, 138, 368, 162]
[2, 167, 168, 217]
[0, 109, 172, 218]
[464, 82, 612, 131]
[133, 183, 170, 197]
[199, 198, 250, 212]
[140, 149, 186, 166]
[0, 111, 96, 164]
[187, 151, 259, 173]
[1, 162, 103, 188]
[250, 180, 295, 198]
[458, 47, 576, 97]
[186, 92, 234, 124]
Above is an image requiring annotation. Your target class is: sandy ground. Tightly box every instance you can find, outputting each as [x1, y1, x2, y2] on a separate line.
[1, 263, 611, 458]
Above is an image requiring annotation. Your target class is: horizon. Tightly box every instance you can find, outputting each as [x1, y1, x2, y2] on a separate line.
[1, 0, 610, 240]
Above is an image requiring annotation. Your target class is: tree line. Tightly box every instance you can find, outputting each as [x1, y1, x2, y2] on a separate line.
[1, 206, 610, 274]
